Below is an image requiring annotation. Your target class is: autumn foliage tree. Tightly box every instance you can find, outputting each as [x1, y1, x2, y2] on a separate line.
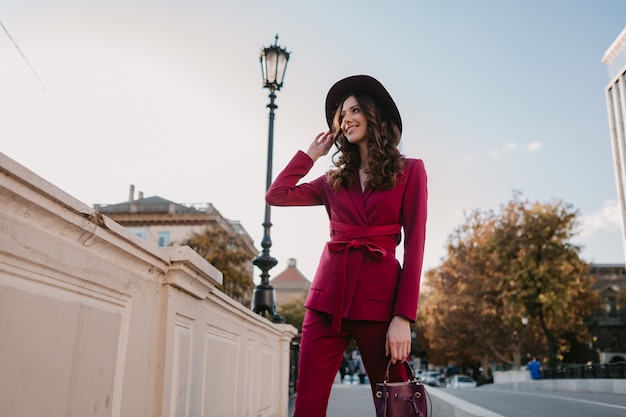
[419, 193, 601, 371]
[182, 226, 255, 307]
[618, 287, 626, 312]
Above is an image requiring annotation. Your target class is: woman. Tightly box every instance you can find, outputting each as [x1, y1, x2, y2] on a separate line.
[266, 75, 427, 416]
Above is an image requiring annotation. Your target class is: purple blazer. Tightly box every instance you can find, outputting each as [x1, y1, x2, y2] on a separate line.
[266, 151, 427, 329]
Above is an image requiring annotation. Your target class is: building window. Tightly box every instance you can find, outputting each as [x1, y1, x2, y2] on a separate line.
[158, 231, 170, 247]
[611, 335, 619, 349]
[128, 227, 147, 240]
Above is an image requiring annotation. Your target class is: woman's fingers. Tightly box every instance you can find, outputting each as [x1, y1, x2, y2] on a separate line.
[316, 131, 334, 153]
[306, 131, 334, 160]
[386, 316, 411, 364]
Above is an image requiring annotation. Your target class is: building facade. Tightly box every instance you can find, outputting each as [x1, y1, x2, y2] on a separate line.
[587, 263, 626, 363]
[270, 258, 311, 306]
[94, 185, 258, 302]
[95, 185, 256, 254]
[602, 27, 626, 262]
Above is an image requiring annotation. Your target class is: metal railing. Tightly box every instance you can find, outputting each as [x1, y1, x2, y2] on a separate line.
[289, 341, 300, 396]
[542, 362, 626, 379]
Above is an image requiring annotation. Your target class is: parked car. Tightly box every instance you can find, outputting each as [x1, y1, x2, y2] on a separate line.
[448, 374, 477, 389]
[422, 371, 445, 387]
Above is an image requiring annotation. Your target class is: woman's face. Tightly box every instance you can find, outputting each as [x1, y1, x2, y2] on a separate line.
[340, 95, 368, 145]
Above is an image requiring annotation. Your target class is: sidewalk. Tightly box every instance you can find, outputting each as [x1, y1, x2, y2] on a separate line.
[288, 374, 376, 417]
[326, 383, 376, 417]
[287, 377, 515, 417]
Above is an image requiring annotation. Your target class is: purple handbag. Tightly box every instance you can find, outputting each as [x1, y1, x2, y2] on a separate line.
[374, 360, 429, 417]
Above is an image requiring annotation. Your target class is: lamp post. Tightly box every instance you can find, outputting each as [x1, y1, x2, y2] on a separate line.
[521, 315, 529, 365]
[252, 35, 290, 323]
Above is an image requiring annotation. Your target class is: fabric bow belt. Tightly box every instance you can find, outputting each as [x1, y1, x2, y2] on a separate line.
[326, 221, 401, 332]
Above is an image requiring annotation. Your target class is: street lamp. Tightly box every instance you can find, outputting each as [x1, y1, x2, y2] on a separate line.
[521, 316, 529, 364]
[252, 35, 290, 323]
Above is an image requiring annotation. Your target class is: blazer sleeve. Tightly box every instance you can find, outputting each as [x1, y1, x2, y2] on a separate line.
[266, 151, 326, 206]
[394, 159, 428, 321]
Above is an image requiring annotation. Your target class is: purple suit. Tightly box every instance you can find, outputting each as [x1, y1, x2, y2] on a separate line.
[266, 150, 428, 416]
[266, 151, 427, 324]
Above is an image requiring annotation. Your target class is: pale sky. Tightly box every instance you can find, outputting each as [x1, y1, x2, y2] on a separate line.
[2, 0, 626, 283]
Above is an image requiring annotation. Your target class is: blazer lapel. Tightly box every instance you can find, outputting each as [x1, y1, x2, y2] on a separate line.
[348, 175, 368, 223]
[363, 184, 374, 202]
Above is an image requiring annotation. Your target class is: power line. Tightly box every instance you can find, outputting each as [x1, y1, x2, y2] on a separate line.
[0, 19, 64, 116]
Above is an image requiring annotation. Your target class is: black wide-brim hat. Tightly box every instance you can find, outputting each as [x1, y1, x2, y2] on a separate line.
[325, 74, 402, 133]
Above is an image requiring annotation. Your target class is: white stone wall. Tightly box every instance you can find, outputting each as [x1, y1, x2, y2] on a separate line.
[0, 152, 296, 417]
[493, 370, 530, 384]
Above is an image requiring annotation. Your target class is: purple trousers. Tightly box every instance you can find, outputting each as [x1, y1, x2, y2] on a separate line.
[293, 309, 409, 417]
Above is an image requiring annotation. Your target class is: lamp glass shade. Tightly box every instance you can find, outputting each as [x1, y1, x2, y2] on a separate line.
[260, 44, 289, 90]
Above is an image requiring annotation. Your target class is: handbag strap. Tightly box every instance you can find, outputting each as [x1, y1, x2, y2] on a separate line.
[383, 359, 418, 383]
[380, 364, 430, 417]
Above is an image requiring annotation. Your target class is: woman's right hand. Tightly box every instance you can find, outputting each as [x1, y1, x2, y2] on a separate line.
[306, 131, 334, 162]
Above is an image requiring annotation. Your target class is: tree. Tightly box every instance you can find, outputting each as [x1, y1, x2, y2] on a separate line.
[618, 287, 626, 312]
[491, 194, 601, 368]
[182, 226, 255, 307]
[419, 193, 601, 371]
[277, 296, 307, 334]
[419, 209, 507, 372]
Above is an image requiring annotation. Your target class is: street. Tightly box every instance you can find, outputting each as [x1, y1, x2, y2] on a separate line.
[289, 382, 626, 417]
[444, 386, 626, 417]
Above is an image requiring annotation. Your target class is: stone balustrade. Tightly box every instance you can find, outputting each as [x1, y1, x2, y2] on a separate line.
[0, 152, 296, 417]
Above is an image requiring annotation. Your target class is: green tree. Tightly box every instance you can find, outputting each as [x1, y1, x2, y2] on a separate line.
[419, 193, 601, 371]
[182, 226, 255, 307]
[277, 296, 307, 334]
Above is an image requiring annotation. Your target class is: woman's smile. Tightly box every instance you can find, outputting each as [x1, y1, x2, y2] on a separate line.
[341, 96, 368, 144]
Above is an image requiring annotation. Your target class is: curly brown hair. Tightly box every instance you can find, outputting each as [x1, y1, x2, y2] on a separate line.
[326, 93, 406, 191]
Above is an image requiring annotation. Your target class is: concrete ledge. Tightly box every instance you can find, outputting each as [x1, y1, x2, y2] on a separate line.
[427, 387, 505, 417]
[489, 378, 626, 395]
[493, 370, 528, 384]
